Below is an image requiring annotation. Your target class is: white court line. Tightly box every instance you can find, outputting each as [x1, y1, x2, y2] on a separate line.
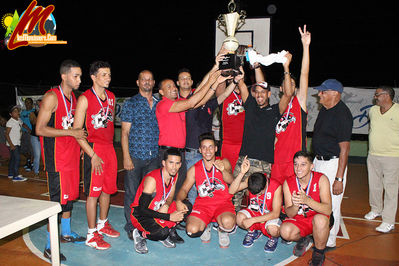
[342, 216, 399, 225]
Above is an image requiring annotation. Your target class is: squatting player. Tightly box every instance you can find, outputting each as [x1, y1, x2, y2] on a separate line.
[73, 61, 120, 250]
[176, 132, 236, 248]
[36, 59, 87, 261]
[280, 151, 332, 265]
[229, 157, 283, 253]
[130, 148, 189, 254]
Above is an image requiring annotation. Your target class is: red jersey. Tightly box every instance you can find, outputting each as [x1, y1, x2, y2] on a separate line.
[41, 86, 80, 172]
[131, 168, 177, 212]
[220, 91, 245, 144]
[194, 158, 232, 202]
[274, 96, 307, 163]
[156, 97, 186, 148]
[82, 88, 115, 144]
[247, 179, 281, 214]
[286, 171, 323, 218]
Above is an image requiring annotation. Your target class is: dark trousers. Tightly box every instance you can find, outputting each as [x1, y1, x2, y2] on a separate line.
[158, 147, 187, 200]
[124, 156, 159, 233]
[8, 145, 20, 177]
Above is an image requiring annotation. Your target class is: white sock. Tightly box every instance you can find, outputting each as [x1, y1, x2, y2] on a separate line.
[87, 228, 96, 238]
[97, 218, 108, 230]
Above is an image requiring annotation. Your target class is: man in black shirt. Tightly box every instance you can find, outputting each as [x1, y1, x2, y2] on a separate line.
[312, 78, 353, 250]
[232, 58, 295, 211]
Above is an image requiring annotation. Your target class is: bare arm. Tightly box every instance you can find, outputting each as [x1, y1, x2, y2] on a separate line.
[229, 155, 250, 194]
[121, 121, 134, 170]
[279, 52, 295, 114]
[296, 25, 311, 111]
[176, 165, 196, 211]
[333, 141, 350, 195]
[73, 95, 104, 175]
[5, 127, 14, 150]
[283, 180, 300, 218]
[251, 186, 283, 224]
[36, 91, 86, 139]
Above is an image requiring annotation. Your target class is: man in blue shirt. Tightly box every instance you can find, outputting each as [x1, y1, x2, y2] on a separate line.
[121, 70, 160, 240]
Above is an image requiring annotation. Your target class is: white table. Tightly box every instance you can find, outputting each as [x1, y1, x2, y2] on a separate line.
[0, 195, 62, 265]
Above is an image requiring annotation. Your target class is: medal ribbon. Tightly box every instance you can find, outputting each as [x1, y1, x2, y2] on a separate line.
[58, 85, 72, 121]
[256, 182, 269, 215]
[232, 91, 242, 105]
[160, 169, 175, 202]
[202, 160, 215, 188]
[91, 87, 109, 117]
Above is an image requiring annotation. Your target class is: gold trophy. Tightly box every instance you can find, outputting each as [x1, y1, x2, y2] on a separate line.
[217, 0, 246, 52]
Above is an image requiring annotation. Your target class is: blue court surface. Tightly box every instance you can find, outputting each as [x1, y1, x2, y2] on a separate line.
[24, 201, 299, 265]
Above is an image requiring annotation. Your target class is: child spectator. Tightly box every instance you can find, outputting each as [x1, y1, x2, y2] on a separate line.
[5, 106, 27, 182]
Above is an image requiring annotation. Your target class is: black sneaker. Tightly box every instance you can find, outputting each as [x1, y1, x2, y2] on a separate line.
[175, 223, 186, 231]
[43, 248, 67, 261]
[294, 236, 313, 257]
[309, 250, 325, 266]
[60, 232, 86, 243]
[169, 227, 184, 244]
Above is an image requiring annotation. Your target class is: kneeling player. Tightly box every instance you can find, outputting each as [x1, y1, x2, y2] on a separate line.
[280, 151, 332, 265]
[230, 156, 283, 252]
[176, 132, 236, 248]
[130, 148, 189, 254]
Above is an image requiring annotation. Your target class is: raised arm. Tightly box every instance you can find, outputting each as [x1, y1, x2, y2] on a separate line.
[279, 52, 295, 114]
[296, 25, 311, 111]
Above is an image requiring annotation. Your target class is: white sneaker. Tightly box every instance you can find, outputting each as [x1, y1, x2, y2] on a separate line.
[364, 211, 381, 220]
[218, 228, 230, 248]
[200, 224, 211, 243]
[375, 222, 394, 233]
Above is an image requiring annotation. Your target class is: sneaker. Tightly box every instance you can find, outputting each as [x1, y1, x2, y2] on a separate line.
[8, 175, 13, 179]
[364, 211, 381, 220]
[281, 238, 293, 245]
[200, 224, 212, 243]
[229, 225, 238, 235]
[127, 230, 134, 241]
[218, 228, 230, 248]
[375, 222, 395, 233]
[61, 232, 86, 243]
[309, 250, 325, 266]
[12, 175, 27, 182]
[293, 235, 313, 257]
[175, 222, 186, 231]
[159, 236, 176, 248]
[43, 248, 66, 261]
[242, 230, 262, 248]
[264, 237, 279, 253]
[133, 228, 148, 254]
[169, 227, 184, 244]
[98, 221, 120, 238]
[212, 222, 219, 231]
[85, 231, 111, 250]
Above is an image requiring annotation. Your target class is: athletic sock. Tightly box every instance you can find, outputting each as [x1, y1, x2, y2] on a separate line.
[61, 218, 71, 236]
[87, 228, 97, 240]
[45, 231, 51, 249]
[97, 218, 107, 230]
[314, 247, 326, 254]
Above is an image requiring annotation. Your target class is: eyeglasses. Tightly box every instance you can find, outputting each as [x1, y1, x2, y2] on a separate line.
[374, 92, 388, 97]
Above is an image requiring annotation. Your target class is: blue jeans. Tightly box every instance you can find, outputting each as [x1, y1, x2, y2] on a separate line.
[185, 149, 202, 205]
[30, 135, 41, 174]
[124, 156, 159, 233]
[8, 145, 20, 177]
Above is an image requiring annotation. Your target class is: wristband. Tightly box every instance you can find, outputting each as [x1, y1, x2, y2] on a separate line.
[284, 71, 291, 75]
[335, 177, 343, 182]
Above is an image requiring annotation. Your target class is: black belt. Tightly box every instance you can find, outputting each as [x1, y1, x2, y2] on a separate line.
[159, 145, 185, 152]
[315, 155, 338, 161]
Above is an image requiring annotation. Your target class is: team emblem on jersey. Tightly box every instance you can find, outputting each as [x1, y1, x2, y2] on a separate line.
[91, 108, 113, 129]
[198, 177, 225, 198]
[248, 198, 263, 212]
[61, 116, 74, 129]
[275, 112, 296, 134]
[226, 100, 244, 116]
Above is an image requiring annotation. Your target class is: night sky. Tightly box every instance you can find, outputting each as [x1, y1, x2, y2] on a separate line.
[1, 0, 398, 102]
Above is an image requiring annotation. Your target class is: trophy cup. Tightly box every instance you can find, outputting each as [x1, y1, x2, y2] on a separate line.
[217, 0, 246, 52]
[217, 0, 246, 70]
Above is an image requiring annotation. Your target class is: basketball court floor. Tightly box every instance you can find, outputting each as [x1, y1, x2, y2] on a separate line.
[0, 148, 398, 265]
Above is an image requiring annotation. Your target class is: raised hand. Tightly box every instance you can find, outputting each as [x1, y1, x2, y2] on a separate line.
[299, 25, 311, 46]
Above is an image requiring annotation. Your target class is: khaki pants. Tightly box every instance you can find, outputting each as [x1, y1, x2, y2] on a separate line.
[367, 154, 399, 225]
[232, 156, 271, 212]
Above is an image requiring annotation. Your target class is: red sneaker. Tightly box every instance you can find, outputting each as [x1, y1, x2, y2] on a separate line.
[85, 231, 111, 250]
[98, 221, 120, 238]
